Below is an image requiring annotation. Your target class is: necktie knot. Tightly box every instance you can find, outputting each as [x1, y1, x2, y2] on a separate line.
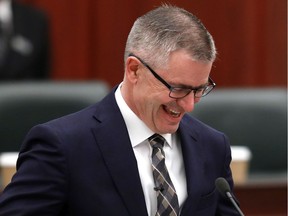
[149, 134, 165, 148]
[149, 134, 166, 157]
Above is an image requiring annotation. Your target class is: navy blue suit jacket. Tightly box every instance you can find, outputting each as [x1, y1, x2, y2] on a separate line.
[0, 88, 239, 215]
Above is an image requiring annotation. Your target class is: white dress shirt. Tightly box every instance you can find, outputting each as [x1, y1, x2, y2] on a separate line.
[115, 85, 188, 216]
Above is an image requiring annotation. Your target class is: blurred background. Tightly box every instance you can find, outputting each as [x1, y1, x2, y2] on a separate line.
[0, 0, 287, 215]
[13, 0, 286, 87]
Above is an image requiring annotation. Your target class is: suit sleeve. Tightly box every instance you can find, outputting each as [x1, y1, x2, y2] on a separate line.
[0, 124, 68, 215]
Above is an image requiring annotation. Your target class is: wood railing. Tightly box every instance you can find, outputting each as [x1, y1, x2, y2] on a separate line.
[234, 180, 287, 216]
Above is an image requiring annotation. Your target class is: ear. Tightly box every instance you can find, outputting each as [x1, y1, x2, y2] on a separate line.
[125, 56, 141, 84]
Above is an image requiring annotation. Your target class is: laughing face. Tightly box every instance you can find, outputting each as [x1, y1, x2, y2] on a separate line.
[122, 50, 213, 134]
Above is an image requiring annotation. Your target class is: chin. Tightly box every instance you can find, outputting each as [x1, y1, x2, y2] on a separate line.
[157, 125, 179, 134]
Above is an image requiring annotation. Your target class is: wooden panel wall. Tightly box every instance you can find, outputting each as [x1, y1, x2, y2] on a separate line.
[20, 0, 287, 87]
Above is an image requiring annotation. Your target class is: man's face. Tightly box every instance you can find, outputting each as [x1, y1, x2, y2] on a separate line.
[125, 50, 213, 134]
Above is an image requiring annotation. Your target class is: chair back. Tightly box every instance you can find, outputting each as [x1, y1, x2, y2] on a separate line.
[0, 81, 109, 152]
[191, 88, 287, 177]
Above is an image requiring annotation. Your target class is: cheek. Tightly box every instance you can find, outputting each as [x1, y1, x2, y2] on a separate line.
[133, 77, 170, 117]
[143, 95, 162, 114]
[133, 90, 156, 116]
[137, 93, 166, 121]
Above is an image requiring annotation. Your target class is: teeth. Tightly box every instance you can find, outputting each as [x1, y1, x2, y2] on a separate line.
[163, 105, 181, 117]
[168, 108, 180, 117]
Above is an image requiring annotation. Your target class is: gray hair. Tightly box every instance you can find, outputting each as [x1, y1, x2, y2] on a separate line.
[124, 5, 217, 69]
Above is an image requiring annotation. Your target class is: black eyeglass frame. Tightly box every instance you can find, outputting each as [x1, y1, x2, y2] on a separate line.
[128, 53, 216, 99]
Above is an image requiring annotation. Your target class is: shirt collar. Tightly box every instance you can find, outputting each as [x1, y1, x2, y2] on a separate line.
[115, 84, 173, 148]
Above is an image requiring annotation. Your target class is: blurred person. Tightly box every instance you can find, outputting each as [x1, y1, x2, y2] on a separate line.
[0, 0, 50, 80]
[0, 5, 240, 215]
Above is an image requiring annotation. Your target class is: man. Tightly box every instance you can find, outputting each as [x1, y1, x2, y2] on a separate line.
[0, 5, 240, 215]
[0, 0, 50, 80]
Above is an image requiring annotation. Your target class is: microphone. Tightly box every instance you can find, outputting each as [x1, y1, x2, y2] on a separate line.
[215, 177, 245, 216]
[154, 185, 164, 192]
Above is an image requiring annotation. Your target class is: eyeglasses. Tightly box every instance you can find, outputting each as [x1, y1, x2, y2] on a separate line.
[128, 53, 216, 99]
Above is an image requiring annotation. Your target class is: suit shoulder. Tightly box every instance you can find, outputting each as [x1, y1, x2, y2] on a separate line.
[45, 104, 98, 127]
[182, 113, 225, 137]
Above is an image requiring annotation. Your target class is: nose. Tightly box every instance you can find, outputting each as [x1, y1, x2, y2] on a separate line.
[177, 92, 200, 113]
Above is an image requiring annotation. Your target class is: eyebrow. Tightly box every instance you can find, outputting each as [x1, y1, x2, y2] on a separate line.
[169, 81, 209, 90]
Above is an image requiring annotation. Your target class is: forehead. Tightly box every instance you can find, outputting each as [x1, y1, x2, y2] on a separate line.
[162, 51, 213, 87]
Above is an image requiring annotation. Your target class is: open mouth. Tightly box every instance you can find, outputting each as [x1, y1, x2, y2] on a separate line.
[163, 105, 181, 118]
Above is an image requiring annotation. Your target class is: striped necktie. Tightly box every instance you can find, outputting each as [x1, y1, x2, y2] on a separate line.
[149, 134, 179, 216]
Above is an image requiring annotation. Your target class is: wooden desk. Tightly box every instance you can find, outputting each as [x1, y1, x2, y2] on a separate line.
[0, 174, 286, 215]
[234, 181, 287, 216]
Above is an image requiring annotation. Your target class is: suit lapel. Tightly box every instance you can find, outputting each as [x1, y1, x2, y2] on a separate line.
[91, 90, 148, 216]
[178, 118, 205, 215]
[90, 89, 207, 216]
